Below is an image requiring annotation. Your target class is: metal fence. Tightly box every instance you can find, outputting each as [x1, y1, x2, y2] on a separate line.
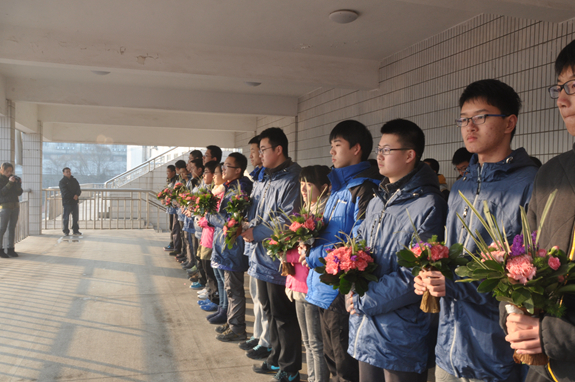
[14, 197, 29, 245]
[42, 188, 168, 231]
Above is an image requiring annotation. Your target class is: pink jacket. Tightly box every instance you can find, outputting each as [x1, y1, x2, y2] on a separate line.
[198, 217, 214, 249]
[285, 247, 309, 294]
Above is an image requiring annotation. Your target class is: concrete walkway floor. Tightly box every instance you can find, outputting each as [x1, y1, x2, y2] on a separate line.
[0, 230, 306, 382]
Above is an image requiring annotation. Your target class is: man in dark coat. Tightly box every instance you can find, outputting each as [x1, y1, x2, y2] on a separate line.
[59, 167, 82, 236]
[501, 38, 575, 382]
[0, 162, 23, 257]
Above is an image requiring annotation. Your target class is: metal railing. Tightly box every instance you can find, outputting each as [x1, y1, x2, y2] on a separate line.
[104, 146, 188, 189]
[14, 194, 30, 244]
[42, 188, 168, 231]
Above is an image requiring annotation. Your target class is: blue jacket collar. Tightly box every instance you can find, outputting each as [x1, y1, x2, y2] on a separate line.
[250, 166, 266, 182]
[328, 161, 372, 192]
[377, 162, 440, 205]
[463, 148, 536, 183]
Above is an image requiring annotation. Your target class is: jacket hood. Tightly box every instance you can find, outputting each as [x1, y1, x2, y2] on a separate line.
[463, 147, 537, 183]
[225, 176, 253, 196]
[329, 161, 382, 192]
[250, 166, 266, 182]
[377, 162, 441, 204]
[269, 160, 301, 181]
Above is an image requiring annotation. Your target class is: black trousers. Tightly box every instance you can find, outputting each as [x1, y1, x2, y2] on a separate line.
[256, 278, 301, 373]
[195, 241, 207, 285]
[187, 235, 198, 267]
[359, 361, 427, 382]
[171, 217, 182, 252]
[319, 293, 359, 382]
[202, 259, 218, 304]
[225, 270, 246, 333]
[62, 203, 79, 235]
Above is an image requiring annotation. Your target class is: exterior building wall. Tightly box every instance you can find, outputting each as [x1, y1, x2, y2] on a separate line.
[22, 125, 42, 235]
[238, 15, 575, 187]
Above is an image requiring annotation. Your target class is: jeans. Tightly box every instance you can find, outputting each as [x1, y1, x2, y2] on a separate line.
[359, 361, 428, 382]
[250, 275, 271, 347]
[435, 367, 523, 382]
[257, 278, 302, 373]
[214, 267, 227, 310]
[225, 270, 246, 334]
[0, 206, 19, 249]
[62, 203, 79, 235]
[295, 299, 328, 382]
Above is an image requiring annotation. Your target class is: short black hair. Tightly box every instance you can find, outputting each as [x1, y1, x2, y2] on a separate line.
[380, 119, 425, 162]
[175, 160, 187, 169]
[555, 39, 575, 77]
[459, 79, 521, 139]
[423, 158, 439, 173]
[248, 135, 261, 146]
[228, 152, 248, 173]
[204, 161, 218, 174]
[329, 120, 373, 162]
[452, 147, 473, 166]
[190, 150, 203, 161]
[259, 127, 288, 158]
[299, 165, 331, 191]
[62, 167, 70, 173]
[191, 159, 204, 172]
[206, 145, 222, 162]
[167, 165, 176, 172]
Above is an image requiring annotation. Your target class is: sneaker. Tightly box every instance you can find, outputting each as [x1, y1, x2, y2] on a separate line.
[246, 345, 272, 360]
[197, 299, 212, 306]
[190, 282, 204, 290]
[207, 309, 227, 324]
[215, 323, 230, 334]
[169, 250, 181, 257]
[200, 301, 218, 311]
[163, 244, 174, 251]
[73, 231, 82, 236]
[196, 287, 207, 294]
[7, 248, 18, 258]
[0, 249, 9, 258]
[198, 291, 209, 300]
[216, 328, 247, 342]
[253, 362, 280, 375]
[271, 370, 300, 382]
[239, 337, 259, 351]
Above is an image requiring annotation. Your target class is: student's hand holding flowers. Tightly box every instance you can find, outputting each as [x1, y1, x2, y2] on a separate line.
[416, 269, 446, 297]
[505, 314, 542, 355]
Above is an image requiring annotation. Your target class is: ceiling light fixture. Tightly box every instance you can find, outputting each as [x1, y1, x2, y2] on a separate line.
[329, 10, 359, 24]
[91, 70, 111, 76]
[245, 81, 261, 87]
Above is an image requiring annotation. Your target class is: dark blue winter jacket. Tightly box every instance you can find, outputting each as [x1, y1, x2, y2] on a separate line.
[348, 163, 447, 373]
[305, 161, 381, 309]
[246, 159, 301, 285]
[435, 148, 538, 382]
[243, 166, 266, 258]
[207, 176, 253, 272]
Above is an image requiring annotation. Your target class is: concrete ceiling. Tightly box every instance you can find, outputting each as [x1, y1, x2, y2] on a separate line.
[1, 0, 574, 146]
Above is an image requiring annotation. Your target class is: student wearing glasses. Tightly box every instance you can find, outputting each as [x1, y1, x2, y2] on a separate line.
[501, 39, 575, 382]
[414, 79, 538, 382]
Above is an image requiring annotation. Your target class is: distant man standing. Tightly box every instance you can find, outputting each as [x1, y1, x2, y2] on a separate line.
[0, 163, 23, 258]
[59, 167, 82, 236]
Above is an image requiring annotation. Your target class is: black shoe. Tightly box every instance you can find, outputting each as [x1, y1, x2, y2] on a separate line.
[246, 345, 272, 360]
[0, 249, 9, 258]
[73, 231, 82, 236]
[216, 328, 247, 342]
[239, 337, 259, 350]
[163, 244, 174, 251]
[215, 323, 230, 334]
[181, 262, 191, 268]
[270, 371, 300, 382]
[63, 232, 70, 236]
[7, 248, 18, 257]
[253, 362, 280, 375]
[169, 251, 181, 256]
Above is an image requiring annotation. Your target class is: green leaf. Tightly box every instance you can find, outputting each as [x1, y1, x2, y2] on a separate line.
[523, 297, 535, 314]
[315, 266, 326, 274]
[477, 278, 500, 294]
[449, 243, 464, 258]
[397, 249, 417, 262]
[318, 257, 326, 265]
[363, 273, 378, 282]
[482, 260, 504, 272]
[339, 277, 352, 295]
[512, 288, 531, 306]
[557, 284, 575, 294]
[454, 266, 472, 278]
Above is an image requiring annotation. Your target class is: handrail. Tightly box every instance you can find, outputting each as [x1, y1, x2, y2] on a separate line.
[104, 146, 176, 186]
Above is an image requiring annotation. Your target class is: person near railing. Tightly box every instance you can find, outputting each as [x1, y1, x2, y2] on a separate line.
[0, 162, 23, 258]
[164, 165, 178, 253]
[59, 167, 82, 237]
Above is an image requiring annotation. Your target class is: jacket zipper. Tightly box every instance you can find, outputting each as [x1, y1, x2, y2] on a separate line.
[355, 189, 400, 358]
[451, 165, 482, 375]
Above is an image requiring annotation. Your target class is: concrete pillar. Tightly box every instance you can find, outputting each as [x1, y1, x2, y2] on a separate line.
[0, 100, 16, 163]
[22, 122, 43, 235]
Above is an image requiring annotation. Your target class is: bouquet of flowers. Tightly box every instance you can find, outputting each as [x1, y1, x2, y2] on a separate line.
[262, 216, 292, 261]
[189, 188, 220, 217]
[157, 188, 171, 204]
[454, 190, 575, 365]
[397, 235, 465, 313]
[315, 234, 378, 297]
[176, 190, 195, 208]
[223, 187, 251, 249]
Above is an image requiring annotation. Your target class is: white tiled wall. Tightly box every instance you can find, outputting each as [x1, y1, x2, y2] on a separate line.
[238, 15, 575, 187]
[0, 100, 15, 164]
[22, 128, 43, 235]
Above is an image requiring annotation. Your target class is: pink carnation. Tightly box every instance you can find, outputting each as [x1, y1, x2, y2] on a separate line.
[325, 253, 340, 275]
[289, 221, 303, 232]
[506, 255, 537, 285]
[356, 250, 374, 263]
[411, 246, 423, 258]
[430, 245, 449, 261]
[269, 239, 278, 245]
[481, 249, 506, 263]
[537, 249, 547, 258]
[303, 218, 316, 231]
[548, 256, 561, 271]
[174, 182, 183, 187]
[356, 259, 369, 271]
[223, 226, 228, 235]
[228, 219, 237, 227]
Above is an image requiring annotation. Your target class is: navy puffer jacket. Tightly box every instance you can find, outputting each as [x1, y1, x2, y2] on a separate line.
[348, 163, 447, 373]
